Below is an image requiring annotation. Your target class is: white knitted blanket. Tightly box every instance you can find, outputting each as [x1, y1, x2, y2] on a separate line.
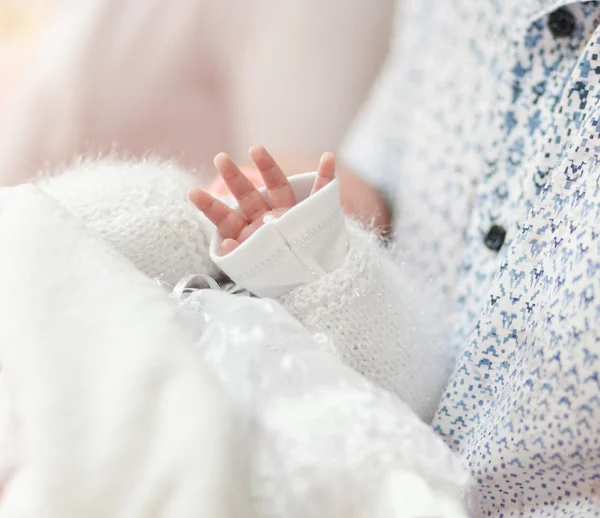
[0, 184, 472, 517]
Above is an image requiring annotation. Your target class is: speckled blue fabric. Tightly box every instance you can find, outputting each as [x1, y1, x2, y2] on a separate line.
[342, 0, 600, 515]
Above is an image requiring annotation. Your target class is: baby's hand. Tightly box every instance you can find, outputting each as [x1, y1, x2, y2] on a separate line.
[189, 145, 335, 254]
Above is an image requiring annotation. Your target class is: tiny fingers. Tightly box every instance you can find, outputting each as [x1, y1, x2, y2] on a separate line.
[188, 188, 248, 240]
[214, 152, 271, 221]
[249, 145, 296, 209]
[311, 152, 336, 195]
[220, 238, 240, 254]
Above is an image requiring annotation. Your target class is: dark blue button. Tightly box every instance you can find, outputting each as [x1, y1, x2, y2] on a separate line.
[548, 8, 576, 38]
[484, 225, 506, 252]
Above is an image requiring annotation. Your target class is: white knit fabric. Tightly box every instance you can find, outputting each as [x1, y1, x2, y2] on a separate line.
[37, 157, 219, 285]
[276, 222, 450, 422]
[208, 171, 451, 422]
[35, 158, 450, 423]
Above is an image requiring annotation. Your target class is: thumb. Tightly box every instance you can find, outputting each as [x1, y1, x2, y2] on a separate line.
[310, 152, 336, 195]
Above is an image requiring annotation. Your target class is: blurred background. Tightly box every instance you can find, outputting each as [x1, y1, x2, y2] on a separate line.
[0, 0, 394, 185]
[0, 0, 53, 112]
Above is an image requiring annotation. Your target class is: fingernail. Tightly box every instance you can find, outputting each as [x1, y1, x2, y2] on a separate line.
[214, 152, 229, 167]
[220, 238, 239, 255]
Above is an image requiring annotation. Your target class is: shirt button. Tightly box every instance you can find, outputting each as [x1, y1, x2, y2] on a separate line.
[484, 224, 506, 252]
[548, 8, 576, 38]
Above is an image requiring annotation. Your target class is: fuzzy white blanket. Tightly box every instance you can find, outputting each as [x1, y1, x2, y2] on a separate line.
[0, 185, 471, 518]
[0, 185, 249, 517]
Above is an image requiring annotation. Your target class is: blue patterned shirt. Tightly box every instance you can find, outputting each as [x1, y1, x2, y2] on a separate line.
[342, 0, 600, 515]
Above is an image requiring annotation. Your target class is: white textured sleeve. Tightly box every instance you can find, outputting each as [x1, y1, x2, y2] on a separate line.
[278, 222, 451, 423]
[210, 173, 450, 422]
